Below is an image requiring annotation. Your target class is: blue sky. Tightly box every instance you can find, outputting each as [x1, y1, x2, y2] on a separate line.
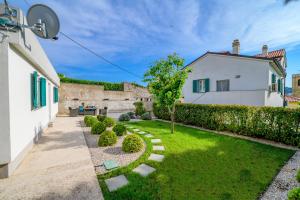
[11, 0, 300, 87]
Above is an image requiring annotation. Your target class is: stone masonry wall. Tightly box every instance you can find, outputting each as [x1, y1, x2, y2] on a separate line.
[59, 83, 152, 117]
[292, 74, 300, 98]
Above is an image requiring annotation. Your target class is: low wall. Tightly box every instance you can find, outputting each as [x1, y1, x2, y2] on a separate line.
[59, 83, 152, 117]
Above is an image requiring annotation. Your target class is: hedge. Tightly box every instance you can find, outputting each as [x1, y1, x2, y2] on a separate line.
[153, 103, 300, 147]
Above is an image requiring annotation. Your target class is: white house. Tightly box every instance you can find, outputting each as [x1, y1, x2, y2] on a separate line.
[0, 5, 59, 178]
[182, 40, 286, 107]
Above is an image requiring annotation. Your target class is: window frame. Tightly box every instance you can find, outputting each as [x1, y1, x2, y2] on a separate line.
[216, 79, 230, 92]
[193, 79, 206, 93]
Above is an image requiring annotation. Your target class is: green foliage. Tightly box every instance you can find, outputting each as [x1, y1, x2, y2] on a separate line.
[119, 113, 130, 121]
[288, 187, 300, 200]
[297, 170, 300, 182]
[103, 117, 116, 127]
[122, 135, 143, 153]
[97, 115, 107, 122]
[91, 122, 106, 135]
[133, 102, 146, 116]
[143, 53, 190, 133]
[127, 112, 136, 119]
[153, 103, 300, 146]
[84, 116, 98, 127]
[113, 124, 127, 136]
[141, 112, 152, 120]
[98, 130, 117, 147]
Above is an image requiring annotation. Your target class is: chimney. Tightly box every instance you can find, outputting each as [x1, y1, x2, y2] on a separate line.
[232, 39, 240, 54]
[262, 45, 268, 55]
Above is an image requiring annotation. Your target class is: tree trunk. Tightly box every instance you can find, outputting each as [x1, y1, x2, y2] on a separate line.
[170, 104, 176, 134]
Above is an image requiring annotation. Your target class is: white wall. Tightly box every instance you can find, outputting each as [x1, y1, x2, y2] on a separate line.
[8, 46, 58, 162]
[183, 54, 283, 106]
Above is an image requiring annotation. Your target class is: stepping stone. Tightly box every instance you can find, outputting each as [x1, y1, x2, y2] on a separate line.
[103, 160, 119, 170]
[127, 131, 133, 135]
[138, 131, 146, 135]
[133, 164, 156, 177]
[145, 134, 153, 138]
[153, 146, 165, 151]
[133, 129, 140, 132]
[149, 153, 165, 162]
[105, 175, 129, 192]
[151, 139, 162, 144]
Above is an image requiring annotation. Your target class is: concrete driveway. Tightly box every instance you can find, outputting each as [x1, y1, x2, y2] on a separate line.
[0, 117, 104, 200]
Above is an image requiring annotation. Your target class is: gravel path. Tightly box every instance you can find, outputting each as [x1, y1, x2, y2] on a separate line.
[81, 122, 145, 174]
[260, 151, 300, 200]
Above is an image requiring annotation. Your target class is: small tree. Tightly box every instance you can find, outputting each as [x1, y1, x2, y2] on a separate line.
[144, 53, 190, 133]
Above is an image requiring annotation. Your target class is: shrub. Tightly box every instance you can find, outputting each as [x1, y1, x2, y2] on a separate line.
[133, 102, 146, 116]
[288, 187, 300, 200]
[98, 131, 117, 147]
[113, 124, 127, 136]
[119, 113, 130, 121]
[103, 117, 116, 127]
[84, 116, 98, 127]
[91, 122, 106, 135]
[97, 115, 106, 122]
[297, 170, 300, 183]
[141, 112, 152, 120]
[122, 135, 143, 153]
[127, 112, 136, 119]
[154, 103, 300, 147]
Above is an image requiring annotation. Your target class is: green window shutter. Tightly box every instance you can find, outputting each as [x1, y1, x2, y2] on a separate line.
[53, 87, 59, 103]
[278, 79, 283, 94]
[193, 80, 198, 93]
[272, 74, 276, 84]
[32, 71, 38, 109]
[205, 78, 210, 92]
[40, 78, 46, 107]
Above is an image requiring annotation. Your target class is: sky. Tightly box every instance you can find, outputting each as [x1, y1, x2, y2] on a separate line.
[9, 0, 300, 87]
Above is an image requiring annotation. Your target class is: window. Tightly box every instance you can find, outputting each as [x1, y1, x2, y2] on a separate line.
[53, 87, 59, 103]
[216, 80, 230, 92]
[298, 79, 300, 87]
[40, 77, 46, 107]
[31, 71, 38, 109]
[193, 79, 209, 93]
[271, 74, 277, 92]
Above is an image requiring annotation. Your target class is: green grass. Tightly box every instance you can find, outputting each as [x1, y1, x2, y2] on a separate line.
[98, 120, 295, 200]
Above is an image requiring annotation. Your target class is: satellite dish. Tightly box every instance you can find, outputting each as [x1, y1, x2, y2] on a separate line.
[26, 4, 60, 39]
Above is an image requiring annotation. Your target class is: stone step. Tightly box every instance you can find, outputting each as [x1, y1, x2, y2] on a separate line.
[105, 175, 129, 192]
[151, 139, 162, 144]
[145, 134, 153, 138]
[148, 153, 165, 162]
[133, 129, 140, 132]
[153, 146, 165, 151]
[138, 131, 146, 135]
[133, 164, 156, 177]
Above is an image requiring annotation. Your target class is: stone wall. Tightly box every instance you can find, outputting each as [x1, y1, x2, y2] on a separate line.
[58, 83, 152, 117]
[292, 74, 300, 97]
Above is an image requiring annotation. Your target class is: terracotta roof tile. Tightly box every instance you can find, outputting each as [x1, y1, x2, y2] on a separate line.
[285, 96, 300, 102]
[255, 49, 285, 58]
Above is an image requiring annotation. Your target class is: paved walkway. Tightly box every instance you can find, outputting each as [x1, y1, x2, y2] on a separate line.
[0, 117, 104, 200]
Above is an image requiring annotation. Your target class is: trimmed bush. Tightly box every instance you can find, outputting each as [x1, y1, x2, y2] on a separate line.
[122, 135, 143, 153]
[153, 103, 300, 147]
[113, 124, 127, 136]
[127, 112, 136, 119]
[133, 102, 146, 116]
[288, 187, 300, 200]
[97, 115, 106, 122]
[103, 117, 116, 127]
[98, 131, 117, 147]
[141, 112, 152, 120]
[84, 116, 98, 127]
[91, 122, 106, 135]
[119, 113, 130, 121]
[297, 170, 300, 183]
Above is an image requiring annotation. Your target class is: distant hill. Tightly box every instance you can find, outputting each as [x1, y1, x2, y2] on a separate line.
[285, 87, 292, 95]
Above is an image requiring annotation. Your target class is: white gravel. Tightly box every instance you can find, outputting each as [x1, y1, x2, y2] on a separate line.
[81, 122, 145, 174]
[260, 151, 300, 200]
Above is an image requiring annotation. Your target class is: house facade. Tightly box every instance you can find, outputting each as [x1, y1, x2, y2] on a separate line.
[0, 5, 59, 178]
[182, 40, 286, 107]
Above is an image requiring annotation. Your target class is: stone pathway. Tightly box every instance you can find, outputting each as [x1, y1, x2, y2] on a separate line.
[133, 164, 156, 177]
[0, 117, 104, 200]
[104, 126, 165, 192]
[260, 151, 300, 200]
[105, 175, 129, 192]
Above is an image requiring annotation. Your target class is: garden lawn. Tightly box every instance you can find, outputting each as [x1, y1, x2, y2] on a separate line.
[99, 120, 295, 200]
